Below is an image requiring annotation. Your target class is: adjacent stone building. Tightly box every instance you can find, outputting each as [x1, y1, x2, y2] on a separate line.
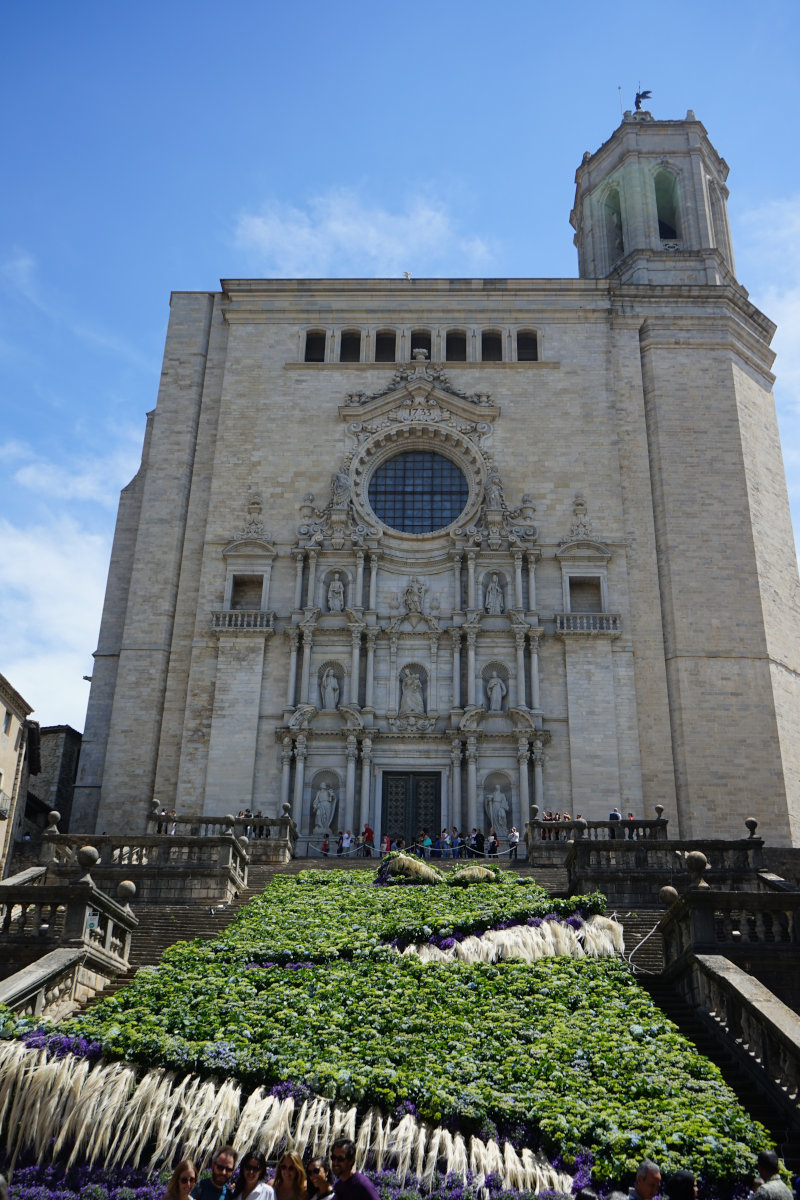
[73, 108, 800, 845]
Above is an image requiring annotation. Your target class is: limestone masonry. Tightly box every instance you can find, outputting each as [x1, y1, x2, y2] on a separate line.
[72, 109, 800, 845]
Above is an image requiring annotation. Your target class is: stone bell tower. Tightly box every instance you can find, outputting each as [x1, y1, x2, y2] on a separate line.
[570, 107, 736, 284]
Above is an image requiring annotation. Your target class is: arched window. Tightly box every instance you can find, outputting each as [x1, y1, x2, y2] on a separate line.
[410, 329, 431, 359]
[481, 330, 503, 362]
[654, 170, 681, 241]
[304, 330, 326, 363]
[340, 330, 361, 363]
[446, 329, 467, 361]
[707, 179, 732, 266]
[516, 330, 538, 362]
[375, 329, 396, 362]
[368, 450, 468, 534]
[604, 187, 624, 267]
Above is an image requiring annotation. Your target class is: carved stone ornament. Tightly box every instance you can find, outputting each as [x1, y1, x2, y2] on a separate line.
[235, 491, 269, 541]
[568, 493, 593, 540]
[345, 362, 496, 409]
[388, 712, 437, 733]
[458, 469, 538, 550]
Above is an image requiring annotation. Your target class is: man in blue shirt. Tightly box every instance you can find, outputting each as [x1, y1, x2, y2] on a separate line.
[192, 1145, 236, 1200]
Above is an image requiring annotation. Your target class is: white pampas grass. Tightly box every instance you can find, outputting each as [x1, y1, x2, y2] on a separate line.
[399, 914, 624, 968]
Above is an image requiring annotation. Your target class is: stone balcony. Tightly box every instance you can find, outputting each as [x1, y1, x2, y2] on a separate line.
[211, 609, 275, 634]
[554, 612, 621, 635]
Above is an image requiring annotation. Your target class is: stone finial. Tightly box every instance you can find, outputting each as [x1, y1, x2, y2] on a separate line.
[75, 845, 100, 886]
[530, 805, 540, 821]
[685, 850, 709, 889]
[117, 880, 136, 909]
[745, 817, 758, 839]
[660, 885, 679, 907]
[239, 836, 249, 846]
[223, 814, 236, 833]
[150, 798, 161, 816]
[282, 801, 292, 818]
[654, 804, 665, 820]
[46, 811, 61, 833]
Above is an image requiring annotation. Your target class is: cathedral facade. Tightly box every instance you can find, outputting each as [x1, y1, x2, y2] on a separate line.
[73, 109, 800, 845]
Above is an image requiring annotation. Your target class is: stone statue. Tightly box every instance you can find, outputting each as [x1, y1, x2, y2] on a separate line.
[327, 572, 345, 612]
[313, 782, 337, 833]
[485, 473, 503, 510]
[485, 670, 507, 712]
[484, 573, 505, 615]
[320, 667, 340, 710]
[486, 785, 509, 838]
[403, 577, 424, 614]
[399, 667, 425, 715]
[331, 472, 351, 510]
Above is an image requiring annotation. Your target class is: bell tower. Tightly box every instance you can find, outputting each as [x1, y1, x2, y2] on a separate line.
[570, 107, 736, 284]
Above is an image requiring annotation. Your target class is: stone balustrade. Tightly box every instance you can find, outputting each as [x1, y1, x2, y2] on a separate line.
[41, 831, 250, 903]
[528, 816, 668, 846]
[211, 610, 274, 633]
[554, 612, 621, 635]
[668, 953, 800, 1133]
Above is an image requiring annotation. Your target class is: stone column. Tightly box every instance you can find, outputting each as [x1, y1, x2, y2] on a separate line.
[355, 551, 365, 609]
[451, 552, 463, 610]
[529, 631, 541, 710]
[517, 736, 530, 833]
[428, 634, 440, 713]
[466, 630, 477, 707]
[513, 551, 524, 609]
[389, 633, 399, 713]
[514, 629, 527, 708]
[466, 551, 477, 609]
[349, 627, 362, 706]
[526, 551, 537, 612]
[450, 627, 462, 708]
[466, 736, 478, 830]
[293, 551, 305, 611]
[344, 735, 358, 833]
[292, 737, 307, 824]
[532, 735, 545, 812]
[286, 627, 300, 707]
[306, 549, 319, 609]
[359, 736, 372, 831]
[369, 553, 380, 610]
[280, 737, 293, 810]
[365, 628, 379, 710]
[451, 738, 462, 830]
[300, 626, 314, 704]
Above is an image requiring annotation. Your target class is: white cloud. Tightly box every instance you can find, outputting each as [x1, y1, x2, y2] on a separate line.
[235, 190, 493, 277]
[0, 516, 111, 729]
[0, 433, 142, 511]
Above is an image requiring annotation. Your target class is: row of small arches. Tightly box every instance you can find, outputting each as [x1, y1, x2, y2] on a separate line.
[304, 327, 539, 364]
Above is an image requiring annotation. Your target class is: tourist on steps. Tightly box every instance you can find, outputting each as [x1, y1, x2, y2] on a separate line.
[752, 1152, 793, 1200]
[192, 1147, 236, 1200]
[330, 1138, 379, 1199]
[270, 1152, 306, 1200]
[231, 1151, 275, 1200]
[164, 1160, 197, 1200]
[306, 1157, 335, 1200]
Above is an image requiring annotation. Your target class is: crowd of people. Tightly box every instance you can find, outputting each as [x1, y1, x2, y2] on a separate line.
[158, 1149, 794, 1200]
[165, 1140, 378, 1200]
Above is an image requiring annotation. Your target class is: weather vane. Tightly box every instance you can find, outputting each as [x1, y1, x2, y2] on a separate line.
[634, 87, 652, 112]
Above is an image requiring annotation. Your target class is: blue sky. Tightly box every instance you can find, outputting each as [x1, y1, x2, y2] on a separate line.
[3, 1, 800, 729]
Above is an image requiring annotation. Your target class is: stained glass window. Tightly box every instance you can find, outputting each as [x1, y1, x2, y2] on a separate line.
[368, 451, 468, 534]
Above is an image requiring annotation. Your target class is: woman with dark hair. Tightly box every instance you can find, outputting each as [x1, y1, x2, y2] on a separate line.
[664, 1171, 697, 1200]
[164, 1160, 197, 1200]
[270, 1152, 306, 1200]
[306, 1157, 334, 1199]
[231, 1151, 275, 1200]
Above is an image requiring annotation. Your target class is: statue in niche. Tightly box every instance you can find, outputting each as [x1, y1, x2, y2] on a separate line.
[330, 472, 351, 510]
[320, 667, 340, 711]
[485, 671, 507, 712]
[485, 473, 504, 510]
[403, 577, 425, 614]
[486, 785, 510, 839]
[399, 667, 425, 715]
[313, 782, 337, 833]
[327, 572, 345, 612]
[484, 573, 505, 615]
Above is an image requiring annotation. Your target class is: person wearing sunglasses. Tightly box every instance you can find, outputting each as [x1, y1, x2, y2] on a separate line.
[270, 1152, 306, 1200]
[306, 1158, 334, 1200]
[192, 1146, 237, 1200]
[329, 1139, 378, 1199]
[231, 1150, 275, 1200]
[165, 1162, 198, 1200]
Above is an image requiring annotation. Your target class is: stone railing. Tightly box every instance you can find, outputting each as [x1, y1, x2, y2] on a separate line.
[527, 812, 669, 847]
[668, 952, 800, 1133]
[0, 863, 138, 1019]
[554, 613, 621, 635]
[145, 805, 297, 863]
[40, 830, 249, 903]
[211, 610, 275, 633]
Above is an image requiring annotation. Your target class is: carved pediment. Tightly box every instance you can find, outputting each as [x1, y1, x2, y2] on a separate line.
[556, 539, 612, 563]
[340, 363, 498, 425]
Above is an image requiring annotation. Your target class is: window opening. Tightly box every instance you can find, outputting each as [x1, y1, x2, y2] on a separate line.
[655, 170, 680, 240]
[446, 330, 467, 361]
[410, 330, 431, 359]
[231, 575, 263, 610]
[368, 450, 468, 534]
[481, 330, 503, 361]
[375, 330, 396, 362]
[517, 330, 538, 361]
[568, 577, 602, 613]
[304, 330, 326, 363]
[340, 330, 361, 363]
[604, 187, 624, 266]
